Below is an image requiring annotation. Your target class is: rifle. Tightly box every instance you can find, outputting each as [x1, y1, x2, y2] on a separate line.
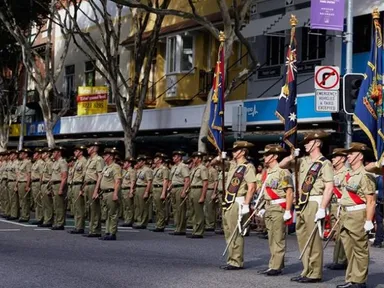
[299, 223, 319, 260]
[88, 190, 104, 207]
[323, 217, 341, 250]
[33, 190, 43, 208]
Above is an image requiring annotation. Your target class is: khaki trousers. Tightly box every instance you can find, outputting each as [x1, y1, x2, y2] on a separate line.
[135, 187, 149, 227]
[85, 183, 101, 234]
[67, 185, 74, 216]
[223, 202, 248, 267]
[52, 183, 66, 227]
[32, 182, 43, 222]
[153, 187, 166, 229]
[8, 181, 19, 218]
[330, 203, 347, 265]
[186, 196, 194, 227]
[122, 188, 134, 224]
[190, 188, 205, 236]
[173, 187, 186, 233]
[18, 182, 30, 221]
[264, 207, 286, 270]
[340, 209, 369, 284]
[41, 183, 53, 225]
[204, 189, 216, 229]
[2, 179, 10, 216]
[296, 201, 323, 279]
[72, 184, 85, 230]
[102, 192, 119, 235]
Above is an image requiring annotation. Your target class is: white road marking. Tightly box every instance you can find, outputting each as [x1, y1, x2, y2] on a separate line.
[34, 228, 50, 231]
[0, 219, 36, 227]
[0, 228, 21, 232]
[119, 230, 139, 233]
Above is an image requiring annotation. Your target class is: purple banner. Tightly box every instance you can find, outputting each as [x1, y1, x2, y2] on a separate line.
[310, 0, 345, 31]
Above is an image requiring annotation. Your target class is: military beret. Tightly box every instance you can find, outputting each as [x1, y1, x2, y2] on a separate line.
[300, 130, 329, 145]
[154, 152, 168, 159]
[191, 151, 206, 158]
[258, 144, 287, 155]
[232, 141, 254, 151]
[52, 146, 66, 152]
[344, 142, 372, 155]
[74, 145, 87, 151]
[172, 150, 186, 156]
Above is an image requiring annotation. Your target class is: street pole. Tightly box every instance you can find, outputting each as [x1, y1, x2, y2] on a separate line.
[345, 0, 353, 149]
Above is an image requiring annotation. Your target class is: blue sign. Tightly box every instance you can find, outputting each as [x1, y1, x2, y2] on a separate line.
[27, 120, 61, 136]
[244, 94, 332, 124]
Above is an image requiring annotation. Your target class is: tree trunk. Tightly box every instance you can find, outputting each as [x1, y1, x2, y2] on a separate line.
[198, 88, 214, 152]
[123, 130, 134, 158]
[0, 125, 8, 152]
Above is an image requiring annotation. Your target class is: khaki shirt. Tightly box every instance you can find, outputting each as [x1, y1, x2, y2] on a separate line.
[170, 162, 190, 185]
[42, 159, 53, 182]
[136, 166, 153, 186]
[68, 166, 74, 184]
[7, 160, 18, 181]
[51, 157, 68, 182]
[31, 159, 44, 181]
[73, 157, 87, 183]
[333, 165, 349, 201]
[255, 173, 263, 191]
[84, 154, 105, 182]
[340, 165, 376, 206]
[100, 162, 122, 190]
[152, 165, 169, 186]
[264, 165, 293, 200]
[17, 159, 32, 182]
[296, 156, 333, 196]
[190, 163, 208, 186]
[225, 160, 256, 197]
[122, 167, 136, 189]
[208, 167, 218, 189]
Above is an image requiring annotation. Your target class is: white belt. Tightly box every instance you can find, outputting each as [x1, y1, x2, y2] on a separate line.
[337, 199, 341, 204]
[270, 199, 286, 205]
[309, 195, 323, 206]
[235, 196, 245, 205]
[344, 204, 366, 212]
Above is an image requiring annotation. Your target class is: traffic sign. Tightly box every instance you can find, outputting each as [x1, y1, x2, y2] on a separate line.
[315, 90, 339, 112]
[315, 66, 340, 90]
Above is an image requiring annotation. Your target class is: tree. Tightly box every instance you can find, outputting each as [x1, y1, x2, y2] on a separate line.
[57, 0, 170, 156]
[110, 0, 258, 152]
[0, 0, 71, 148]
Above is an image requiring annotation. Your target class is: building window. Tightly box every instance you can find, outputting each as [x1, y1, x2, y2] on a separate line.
[301, 28, 326, 61]
[266, 35, 285, 66]
[65, 65, 75, 108]
[166, 34, 194, 74]
[353, 14, 371, 53]
[84, 60, 96, 86]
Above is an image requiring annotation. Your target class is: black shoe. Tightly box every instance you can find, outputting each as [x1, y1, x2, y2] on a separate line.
[290, 275, 303, 282]
[215, 230, 224, 235]
[186, 234, 203, 239]
[327, 263, 347, 270]
[132, 225, 146, 229]
[336, 283, 353, 288]
[99, 234, 116, 240]
[121, 223, 133, 227]
[205, 228, 215, 232]
[51, 226, 64, 231]
[257, 268, 270, 275]
[68, 229, 84, 234]
[298, 277, 322, 283]
[266, 269, 282, 276]
[151, 228, 165, 232]
[353, 283, 367, 288]
[39, 223, 52, 228]
[169, 232, 186, 236]
[18, 219, 29, 223]
[30, 220, 43, 225]
[219, 264, 243, 270]
[82, 233, 102, 238]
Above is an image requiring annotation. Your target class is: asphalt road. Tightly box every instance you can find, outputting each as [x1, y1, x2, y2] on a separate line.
[0, 219, 383, 288]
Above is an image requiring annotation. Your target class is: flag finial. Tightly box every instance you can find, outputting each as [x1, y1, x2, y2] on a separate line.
[372, 7, 380, 19]
[219, 31, 226, 42]
[290, 15, 298, 27]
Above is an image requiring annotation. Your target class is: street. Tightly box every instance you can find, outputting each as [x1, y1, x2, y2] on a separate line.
[0, 220, 383, 288]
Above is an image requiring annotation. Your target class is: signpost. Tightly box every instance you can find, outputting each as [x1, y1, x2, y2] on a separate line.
[314, 66, 340, 112]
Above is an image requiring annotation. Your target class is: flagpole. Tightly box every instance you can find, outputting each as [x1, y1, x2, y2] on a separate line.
[219, 31, 226, 205]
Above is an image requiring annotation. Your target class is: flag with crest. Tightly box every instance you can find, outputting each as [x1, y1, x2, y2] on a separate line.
[353, 8, 384, 161]
[207, 32, 225, 152]
[275, 15, 298, 150]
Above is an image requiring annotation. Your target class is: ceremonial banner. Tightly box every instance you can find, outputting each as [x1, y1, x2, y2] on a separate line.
[77, 86, 108, 116]
[207, 33, 225, 152]
[276, 15, 298, 150]
[310, 0, 345, 31]
[353, 9, 384, 161]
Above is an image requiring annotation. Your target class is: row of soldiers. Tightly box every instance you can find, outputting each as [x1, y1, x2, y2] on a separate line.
[220, 132, 377, 288]
[0, 142, 226, 240]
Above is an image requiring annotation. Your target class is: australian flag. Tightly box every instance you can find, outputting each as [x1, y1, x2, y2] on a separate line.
[207, 42, 225, 152]
[353, 10, 384, 161]
[275, 22, 298, 150]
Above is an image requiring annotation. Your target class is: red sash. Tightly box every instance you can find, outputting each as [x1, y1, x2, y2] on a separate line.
[332, 187, 342, 199]
[345, 172, 365, 205]
[265, 187, 287, 209]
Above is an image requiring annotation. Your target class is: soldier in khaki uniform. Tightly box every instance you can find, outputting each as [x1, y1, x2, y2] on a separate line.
[30, 148, 44, 225]
[40, 148, 54, 227]
[7, 150, 19, 220]
[68, 146, 87, 234]
[16, 148, 32, 222]
[188, 152, 208, 238]
[51, 146, 68, 230]
[169, 151, 190, 236]
[67, 157, 76, 217]
[325, 148, 349, 271]
[151, 153, 169, 232]
[121, 157, 136, 227]
[83, 142, 105, 238]
[280, 131, 334, 283]
[220, 141, 256, 270]
[94, 148, 122, 240]
[1, 152, 10, 219]
[257, 145, 293, 276]
[133, 155, 153, 229]
[184, 157, 194, 229]
[335, 143, 376, 288]
[205, 156, 218, 231]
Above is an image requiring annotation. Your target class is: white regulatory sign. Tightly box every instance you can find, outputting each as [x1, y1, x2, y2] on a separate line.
[315, 90, 339, 112]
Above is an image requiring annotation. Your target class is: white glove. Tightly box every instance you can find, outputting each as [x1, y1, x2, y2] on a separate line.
[221, 151, 227, 159]
[381, 158, 384, 166]
[314, 208, 326, 222]
[257, 209, 266, 218]
[294, 148, 300, 157]
[240, 204, 250, 216]
[364, 220, 374, 232]
[283, 210, 292, 221]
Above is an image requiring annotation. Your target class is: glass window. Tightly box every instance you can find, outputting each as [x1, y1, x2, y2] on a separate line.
[301, 28, 326, 61]
[266, 35, 285, 66]
[353, 14, 371, 53]
[166, 34, 194, 74]
[85, 60, 96, 86]
[181, 35, 193, 71]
